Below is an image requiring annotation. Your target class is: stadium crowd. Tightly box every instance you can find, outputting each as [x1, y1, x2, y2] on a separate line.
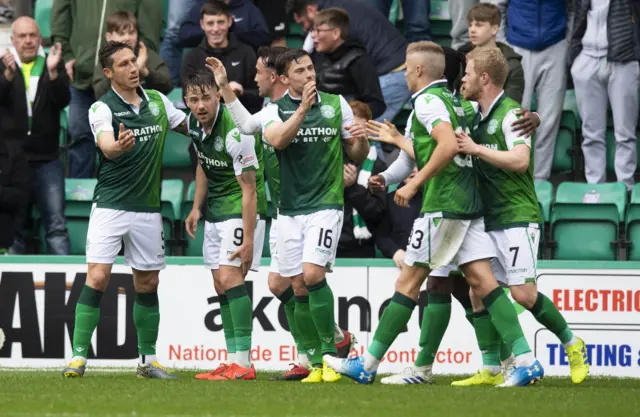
[0, 0, 639, 262]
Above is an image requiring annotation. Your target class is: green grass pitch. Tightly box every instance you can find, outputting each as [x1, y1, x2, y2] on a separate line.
[1, 370, 639, 417]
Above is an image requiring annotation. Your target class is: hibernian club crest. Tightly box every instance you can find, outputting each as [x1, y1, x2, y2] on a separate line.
[214, 136, 224, 152]
[487, 119, 499, 134]
[149, 101, 160, 116]
[321, 104, 335, 119]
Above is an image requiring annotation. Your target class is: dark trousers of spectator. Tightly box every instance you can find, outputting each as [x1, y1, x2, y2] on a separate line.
[254, 0, 289, 40]
[10, 159, 70, 255]
[160, 0, 201, 87]
[68, 85, 96, 178]
[370, 0, 430, 43]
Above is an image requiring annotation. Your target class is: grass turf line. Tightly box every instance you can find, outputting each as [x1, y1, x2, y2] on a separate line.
[0, 371, 639, 417]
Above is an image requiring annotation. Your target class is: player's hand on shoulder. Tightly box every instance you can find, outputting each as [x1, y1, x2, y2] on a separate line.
[205, 57, 229, 88]
[367, 120, 400, 145]
[117, 123, 136, 152]
[368, 174, 386, 193]
[345, 122, 366, 140]
[511, 109, 539, 137]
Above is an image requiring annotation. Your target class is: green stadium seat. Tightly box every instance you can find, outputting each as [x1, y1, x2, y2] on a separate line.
[286, 37, 304, 49]
[625, 184, 640, 260]
[551, 182, 627, 260]
[289, 22, 305, 36]
[34, 0, 52, 41]
[552, 127, 575, 174]
[64, 179, 97, 255]
[161, 180, 184, 255]
[181, 180, 205, 256]
[163, 131, 192, 168]
[429, 19, 452, 37]
[535, 181, 553, 223]
[535, 181, 553, 259]
[166, 88, 185, 110]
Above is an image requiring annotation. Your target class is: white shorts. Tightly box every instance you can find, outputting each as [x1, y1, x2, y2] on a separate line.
[203, 218, 266, 271]
[404, 216, 495, 270]
[276, 209, 344, 277]
[430, 263, 457, 278]
[269, 217, 279, 274]
[488, 225, 540, 286]
[86, 207, 165, 271]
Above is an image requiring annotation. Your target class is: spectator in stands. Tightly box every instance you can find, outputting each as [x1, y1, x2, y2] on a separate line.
[373, 167, 420, 268]
[286, 0, 410, 129]
[311, 8, 386, 119]
[254, 0, 290, 46]
[570, 0, 639, 190]
[0, 138, 28, 254]
[503, 0, 570, 182]
[337, 101, 387, 259]
[0, 17, 70, 254]
[450, 1, 508, 50]
[51, 0, 162, 178]
[160, 0, 202, 87]
[457, 3, 523, 103]
[370, 0, 430, 43]
[179, 0, 272, 50]
[93, 12, 172, 99]
[181, 0, 262, 113]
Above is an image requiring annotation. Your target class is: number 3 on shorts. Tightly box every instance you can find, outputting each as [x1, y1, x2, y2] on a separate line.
[409, 229, 424, 249]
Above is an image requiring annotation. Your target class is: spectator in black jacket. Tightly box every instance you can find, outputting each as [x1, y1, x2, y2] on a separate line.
[0, 139, 28, 253]
[286, 0, 410, 126]
[179, 0, 272, 50]
[92, 11, 172, 99]
[0, 17, 70, 255]
[311, 8, 385, 119]
[181, 0, 262, 113]
[337, 101, 387, 258]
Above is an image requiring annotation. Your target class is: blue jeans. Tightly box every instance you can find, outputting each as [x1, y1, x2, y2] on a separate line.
[68, 86, 96, 178]
[370, 0, 430, 42]
[376, 70, 411, 124]
[160, 0, 201, 86]
[10, 159, 70, 255]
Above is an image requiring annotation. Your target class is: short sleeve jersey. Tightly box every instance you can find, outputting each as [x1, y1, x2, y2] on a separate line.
[188, 105, 267, 222]
[260, 91, 354, 216]
[89, 88, 186, 212]
[409, 81, 483, 219]
[474, 93, 542, 231]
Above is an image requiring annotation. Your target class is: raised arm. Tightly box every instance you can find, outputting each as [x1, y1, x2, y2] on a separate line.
[89, 102, 135, 159]
[367, 119, 416, 159]
[340, 96, 370, 163]
[457, 109, 531, 173]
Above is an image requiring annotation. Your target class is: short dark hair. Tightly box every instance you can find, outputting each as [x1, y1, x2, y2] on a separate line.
[467, 3, 501, 26]
[285, 0, 316, 17]
[106, 11, 137, 34]
[313, 8, 349, 40]
[99, 41, 135, 69]
[182, 70, 219, 97]
[258, 46, 288, 71]
[201, 0, 230, 19]
[275, 48, 311, 76]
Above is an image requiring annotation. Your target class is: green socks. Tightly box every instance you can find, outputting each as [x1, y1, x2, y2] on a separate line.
[369, 292, 416, 360]
[227, 284, 253, 367]
[278, 286, 305, 356]
[72, 285, 103, 358]
[306, 279, 337, 355]
[295, 296, 322, 366]
[529, 292, 575, 346]
[218, 294, 236, 357]
[134, 292, 160, 364]
[482, 287, 531, 357]
[415, 293, 451, 367]
[473, 310, 501, 369]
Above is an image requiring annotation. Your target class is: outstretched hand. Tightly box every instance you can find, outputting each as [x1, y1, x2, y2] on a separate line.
[205, 56, 229, 88]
